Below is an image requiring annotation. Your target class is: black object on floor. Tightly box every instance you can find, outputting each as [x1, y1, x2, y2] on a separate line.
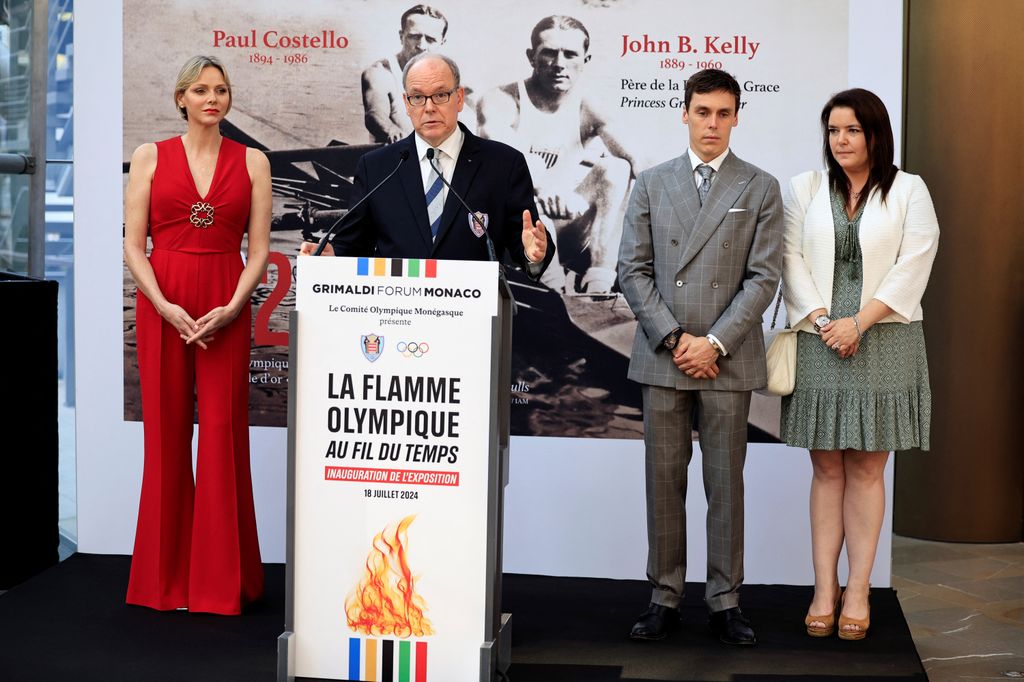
[0, 273, 60, 589]
[0, 555, 925, 681]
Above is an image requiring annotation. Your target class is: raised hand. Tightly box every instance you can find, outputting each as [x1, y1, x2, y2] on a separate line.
[521, 209, 548, 264]
[536, 189, 588, 221]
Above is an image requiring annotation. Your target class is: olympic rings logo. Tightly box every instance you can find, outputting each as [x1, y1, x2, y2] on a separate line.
[396, 341, 429, 358]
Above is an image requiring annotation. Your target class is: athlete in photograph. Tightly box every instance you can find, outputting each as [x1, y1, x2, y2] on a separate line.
[477, 15, 640, 294]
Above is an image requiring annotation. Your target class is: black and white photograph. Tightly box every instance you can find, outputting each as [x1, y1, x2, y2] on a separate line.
[122, 0, 846, 439]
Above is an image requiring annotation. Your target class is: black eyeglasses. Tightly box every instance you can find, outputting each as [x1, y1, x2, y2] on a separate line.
[405, 89, 457, 107]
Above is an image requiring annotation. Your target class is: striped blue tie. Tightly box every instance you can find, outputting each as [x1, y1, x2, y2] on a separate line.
[425, 149, 444, 239]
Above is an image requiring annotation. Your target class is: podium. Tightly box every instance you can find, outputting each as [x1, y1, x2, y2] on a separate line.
[279, 256, 514, 682]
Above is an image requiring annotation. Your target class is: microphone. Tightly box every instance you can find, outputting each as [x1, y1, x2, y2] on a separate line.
[312, 150, 410, 256]
[426, 148, 498, 263]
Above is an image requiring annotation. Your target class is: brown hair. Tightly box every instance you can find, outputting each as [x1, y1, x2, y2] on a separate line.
[400, 4, 448, 39]
[530, 15, 590, 52]
[820, 88, 898, 208]
[684, 68, 741, 113]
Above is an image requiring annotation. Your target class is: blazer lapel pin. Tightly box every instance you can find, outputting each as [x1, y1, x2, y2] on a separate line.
[469, 211, 488, 237]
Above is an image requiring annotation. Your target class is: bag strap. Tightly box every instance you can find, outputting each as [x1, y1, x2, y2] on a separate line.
[769, 287, 784, 330]
[770, 170, 824, 331]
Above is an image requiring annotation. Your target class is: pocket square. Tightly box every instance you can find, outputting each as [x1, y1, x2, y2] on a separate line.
[727, 208, 747, 213]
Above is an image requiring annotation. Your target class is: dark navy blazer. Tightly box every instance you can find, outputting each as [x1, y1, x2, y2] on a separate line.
[331, 123, 554, 273]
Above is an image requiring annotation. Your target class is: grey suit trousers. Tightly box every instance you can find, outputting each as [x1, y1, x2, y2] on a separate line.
[642, 384, 751, 612]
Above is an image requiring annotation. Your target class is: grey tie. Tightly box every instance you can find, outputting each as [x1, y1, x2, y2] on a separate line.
[696, 164, 714, 205]
[425, 149, 444, 239]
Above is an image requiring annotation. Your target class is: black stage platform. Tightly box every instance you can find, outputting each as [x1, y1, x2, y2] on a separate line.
[0, 554, 926, 681]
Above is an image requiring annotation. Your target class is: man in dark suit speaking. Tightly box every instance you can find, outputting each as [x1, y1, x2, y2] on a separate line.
[301, 52, 552, 275]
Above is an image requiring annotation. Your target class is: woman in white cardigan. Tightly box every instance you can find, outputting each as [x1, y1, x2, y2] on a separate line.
[781, 89, 938, 641]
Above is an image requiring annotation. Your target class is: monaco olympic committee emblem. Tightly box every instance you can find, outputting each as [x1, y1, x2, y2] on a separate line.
[361, 334, 384, 362]
[468, 211, 488, 238]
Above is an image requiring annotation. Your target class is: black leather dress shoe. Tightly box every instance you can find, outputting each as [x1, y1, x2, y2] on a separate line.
[630, 603, 680, 640]
[708, 606, 757, 646]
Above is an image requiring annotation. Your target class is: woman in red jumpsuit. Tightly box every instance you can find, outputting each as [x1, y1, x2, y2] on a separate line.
[123, 55, 271, 615]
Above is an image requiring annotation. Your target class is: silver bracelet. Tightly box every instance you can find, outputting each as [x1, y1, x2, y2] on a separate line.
[853, 314, 863, 339]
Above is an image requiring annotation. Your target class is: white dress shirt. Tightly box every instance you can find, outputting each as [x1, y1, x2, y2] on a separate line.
[412, 125, 543, 270]
[687, 147, 729, 191]
[413, 126, 464, 210]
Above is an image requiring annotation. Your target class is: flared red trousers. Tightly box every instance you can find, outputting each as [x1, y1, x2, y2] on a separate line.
[127, 248, 263, 615]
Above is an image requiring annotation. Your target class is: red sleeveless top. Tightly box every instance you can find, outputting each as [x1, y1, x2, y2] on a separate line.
[149, 136, 251, 253]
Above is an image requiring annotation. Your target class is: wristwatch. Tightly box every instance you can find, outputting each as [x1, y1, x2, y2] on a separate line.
[663, 327, 683, 350]
[813, 315, 831, 333]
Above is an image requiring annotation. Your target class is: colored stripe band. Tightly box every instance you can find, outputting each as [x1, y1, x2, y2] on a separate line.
[391, 258, 403, 277]
[407, 259, 420, 277]
[425, 260, 437, 278]
[416, 641, 427, 682]
[349, 638, 360, 681]
[399, 641, 411, 682]
[373, 258, 386, 276]
[357, 257, 369, 276]
[381, 640, 394, 682]
[365, 639, 378, 681]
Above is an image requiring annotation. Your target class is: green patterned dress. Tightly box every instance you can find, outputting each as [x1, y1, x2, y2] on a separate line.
[780, 189, 931, 451]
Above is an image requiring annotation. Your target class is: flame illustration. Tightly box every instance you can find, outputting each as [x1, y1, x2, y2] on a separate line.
[345, 515, 434, 637]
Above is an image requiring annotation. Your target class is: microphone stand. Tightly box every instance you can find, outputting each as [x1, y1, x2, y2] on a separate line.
[426, 150, 516, 312]
[312, 150, 410, 256]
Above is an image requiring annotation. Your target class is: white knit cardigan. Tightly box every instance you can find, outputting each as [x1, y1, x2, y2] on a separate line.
[782, 169, 939, 332]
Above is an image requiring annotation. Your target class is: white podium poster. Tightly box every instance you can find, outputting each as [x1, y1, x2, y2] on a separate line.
[291, 255, 500, 681]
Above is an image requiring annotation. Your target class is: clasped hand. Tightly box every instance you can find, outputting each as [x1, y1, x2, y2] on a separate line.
[159, 302, 238, 350]
[820, 317, 860, 359]
[673, 333, 720, 379]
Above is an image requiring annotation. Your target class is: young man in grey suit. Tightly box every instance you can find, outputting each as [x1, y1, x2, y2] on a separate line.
[618, 69, 783, 646]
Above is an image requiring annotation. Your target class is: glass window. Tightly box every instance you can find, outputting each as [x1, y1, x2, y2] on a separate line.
[47, 1, 76, 556]
[1, 0, 77, 557]
[0, 1, 33, 273]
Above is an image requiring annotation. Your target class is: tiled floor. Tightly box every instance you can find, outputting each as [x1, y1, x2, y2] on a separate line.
[891, 534, 1024, 681]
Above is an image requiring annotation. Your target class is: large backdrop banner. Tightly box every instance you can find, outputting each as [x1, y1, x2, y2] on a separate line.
[122, 0, 848, 443]
[79, 0, 901, 580]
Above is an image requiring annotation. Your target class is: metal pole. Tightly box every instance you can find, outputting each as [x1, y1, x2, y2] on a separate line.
[0, 153, 36, 175]
[27, 0, 49, 278]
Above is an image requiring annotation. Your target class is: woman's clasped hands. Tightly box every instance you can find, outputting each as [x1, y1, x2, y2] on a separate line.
[819, 316, 861, 359]
[157, 300, 240, 350]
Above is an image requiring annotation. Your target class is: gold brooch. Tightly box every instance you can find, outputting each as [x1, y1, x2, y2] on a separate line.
[189, 201, 214, 228]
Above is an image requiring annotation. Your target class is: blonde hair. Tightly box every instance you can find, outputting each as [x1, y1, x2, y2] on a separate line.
[173, 55, 231, 121]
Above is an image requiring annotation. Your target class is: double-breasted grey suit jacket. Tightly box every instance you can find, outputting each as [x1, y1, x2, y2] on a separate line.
[618, 151, 784, 391]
